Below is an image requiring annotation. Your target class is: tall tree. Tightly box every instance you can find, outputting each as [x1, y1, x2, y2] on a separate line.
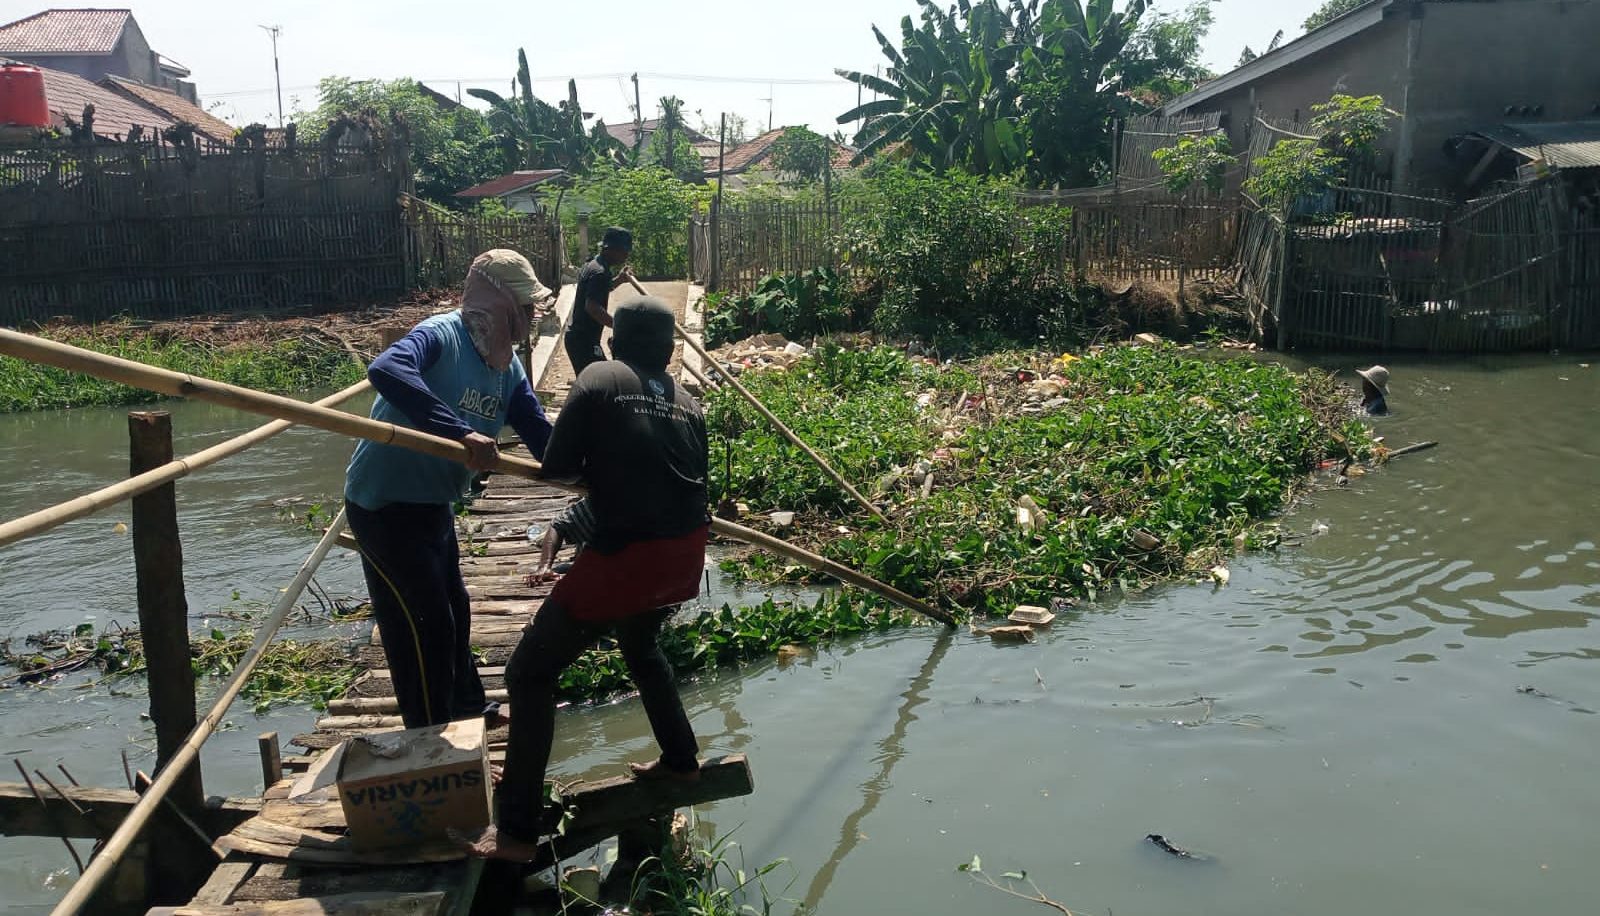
[645, 96, 702, 181]
[296, 76, 501, 203]
[767, 126, 835, 185]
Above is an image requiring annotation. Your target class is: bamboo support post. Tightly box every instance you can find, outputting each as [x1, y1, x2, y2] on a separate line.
[44, 507, 351, 916]
[0, 379, 371, 550]
[617, 274, 887, 523]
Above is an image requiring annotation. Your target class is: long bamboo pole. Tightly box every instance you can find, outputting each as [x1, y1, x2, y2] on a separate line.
[48, 509, 350, 916]
[619, 275, 887, 523]
[0, 379, 371, 549]
[0, 329, 951, 626]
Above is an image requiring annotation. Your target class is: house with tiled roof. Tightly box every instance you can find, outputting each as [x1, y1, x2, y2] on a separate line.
[604, 118, 711, 151]
[0, 8, 196, 102]
[454, 169, 568, 213]
[99, 74, 233, 143]
[706, 127, 859, 189]
[29, 61, 177, 138]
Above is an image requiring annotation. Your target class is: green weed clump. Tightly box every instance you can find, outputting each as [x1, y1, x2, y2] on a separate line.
[0, 329, 364, 413]
[707, 343, 1371, 617]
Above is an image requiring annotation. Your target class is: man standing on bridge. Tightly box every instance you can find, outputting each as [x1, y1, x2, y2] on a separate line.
[564, 226, 636, 378]
[461, 296, 712, 863]
[344, 249, 555, 730]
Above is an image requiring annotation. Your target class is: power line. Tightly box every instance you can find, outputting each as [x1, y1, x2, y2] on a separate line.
[207, 69, 848, 98]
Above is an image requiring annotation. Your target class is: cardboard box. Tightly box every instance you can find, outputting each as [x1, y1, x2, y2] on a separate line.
[330, 719, 492, 851]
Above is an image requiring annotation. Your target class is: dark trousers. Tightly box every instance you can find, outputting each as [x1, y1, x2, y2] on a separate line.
[563, 334, 606, 379]
[499, 602, 699, 841]
[346, 500, 491, 729]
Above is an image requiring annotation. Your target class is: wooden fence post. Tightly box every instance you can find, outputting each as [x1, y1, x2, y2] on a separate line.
[128, 410, 210, 902]
[129, 411, 202, 808]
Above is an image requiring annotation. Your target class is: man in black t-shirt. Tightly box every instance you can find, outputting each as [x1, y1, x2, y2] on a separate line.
[461, 297, 712, 863]
[564, 226, 635, 378]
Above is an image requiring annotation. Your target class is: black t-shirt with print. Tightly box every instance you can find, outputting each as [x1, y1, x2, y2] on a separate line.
[539, 360, 709, 553]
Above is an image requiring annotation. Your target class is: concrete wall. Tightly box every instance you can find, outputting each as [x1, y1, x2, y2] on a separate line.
[1184, 14, 1412, 175]
[7, 22, 159, 87]
[114, 21, 159, 85]
[1409, 0, 1600, 187]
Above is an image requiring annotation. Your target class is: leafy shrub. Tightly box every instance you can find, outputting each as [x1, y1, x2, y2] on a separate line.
[1152, 133, 1235, 194]
[702, 267, 857, 347]
[833, 166, 1087, 351]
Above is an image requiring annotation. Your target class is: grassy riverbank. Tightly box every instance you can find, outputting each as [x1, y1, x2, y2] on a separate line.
[0, 323, 365, 412]
[704, 341, 1372, 617]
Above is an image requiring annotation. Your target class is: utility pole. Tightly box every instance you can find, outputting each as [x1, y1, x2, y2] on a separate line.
[258, 24, 283, 128]
[631, 72, 643, 158]
[762, 83, 774, 132]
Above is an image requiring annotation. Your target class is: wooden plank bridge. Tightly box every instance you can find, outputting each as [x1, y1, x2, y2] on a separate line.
[1, 280, 759, 915]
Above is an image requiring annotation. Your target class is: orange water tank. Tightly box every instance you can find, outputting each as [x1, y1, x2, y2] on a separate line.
[0, 63, 51, 128]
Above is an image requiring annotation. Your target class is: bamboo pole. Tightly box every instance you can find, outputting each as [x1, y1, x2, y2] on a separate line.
[48, 508, 350, 916]
[0, 329, 951, 626]
[618, 275, 887, 523]
[0, 379, 371, 549]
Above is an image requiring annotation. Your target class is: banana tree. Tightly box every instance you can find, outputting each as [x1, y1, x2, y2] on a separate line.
[835, 0, 1027, 176]
[468, 49, 618, 174]
[1018, 0, 1151, 186]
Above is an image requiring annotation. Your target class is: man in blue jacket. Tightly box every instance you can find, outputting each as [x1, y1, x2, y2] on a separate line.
[345, 249, 555, 729]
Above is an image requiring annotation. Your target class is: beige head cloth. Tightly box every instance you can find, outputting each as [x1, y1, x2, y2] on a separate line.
[461, 249, 551, 371]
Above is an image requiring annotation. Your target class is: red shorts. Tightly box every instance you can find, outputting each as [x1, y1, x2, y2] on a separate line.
[550, 525, 709, 623]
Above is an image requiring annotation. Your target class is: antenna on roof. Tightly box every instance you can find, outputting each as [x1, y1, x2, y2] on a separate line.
[257, 24, 284, 128]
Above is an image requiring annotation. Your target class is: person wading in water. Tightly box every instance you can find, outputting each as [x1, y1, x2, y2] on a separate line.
[344, 249, 554, 731]
[564, 226, 637, 378]
[458, 296, 711, 863]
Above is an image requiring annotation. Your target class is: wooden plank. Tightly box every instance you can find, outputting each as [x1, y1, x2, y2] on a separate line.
[325, 691, 508, 717]
[230, 865, 447, 902]
[167, 890, 447, 915]
[0, 783, 261, 840]
[258, 733, 282, 791]
[189, 855, 257, 906]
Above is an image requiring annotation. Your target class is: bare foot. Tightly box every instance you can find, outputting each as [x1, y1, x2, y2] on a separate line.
[628, 759, 702, 783]
[490, 764, 504, 786]
[449, 825, 542, 863]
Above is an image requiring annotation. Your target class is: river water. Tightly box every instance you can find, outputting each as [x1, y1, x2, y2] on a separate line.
[2, 355, 1597, 914]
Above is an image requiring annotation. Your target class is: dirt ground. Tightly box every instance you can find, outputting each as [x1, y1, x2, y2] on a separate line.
[534, 280, 689, 408]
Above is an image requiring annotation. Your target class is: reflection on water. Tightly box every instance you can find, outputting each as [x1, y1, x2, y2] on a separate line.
[2, 354, 1597, 914]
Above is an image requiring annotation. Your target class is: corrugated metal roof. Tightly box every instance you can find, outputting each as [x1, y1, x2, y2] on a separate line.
[1475, 121, 1600, 169]
[0, 9, 132, 56]
[455, 169, 566, 198]
[101, 76, 235, 143]
[35, 62, 176, 137]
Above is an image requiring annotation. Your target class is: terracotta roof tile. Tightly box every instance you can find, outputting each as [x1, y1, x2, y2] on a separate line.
[455, 169, 566, 198]
[0, 9, 131, 56]
[101, 76, 235, 143]
[712, 128, 860, 175]
[35, 62, 175, 138]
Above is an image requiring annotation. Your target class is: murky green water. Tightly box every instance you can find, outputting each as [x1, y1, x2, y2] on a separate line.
[2, 354, 1597, 914]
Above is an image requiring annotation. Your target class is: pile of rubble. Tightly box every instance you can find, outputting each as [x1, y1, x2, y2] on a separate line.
[706, 333, 810, 377]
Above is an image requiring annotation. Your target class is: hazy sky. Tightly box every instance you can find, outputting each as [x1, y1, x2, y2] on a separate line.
[0, 0, 1331, 135]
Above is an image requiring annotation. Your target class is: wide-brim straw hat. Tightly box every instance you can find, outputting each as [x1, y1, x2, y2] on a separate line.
[1356, 365, 1390, 395]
